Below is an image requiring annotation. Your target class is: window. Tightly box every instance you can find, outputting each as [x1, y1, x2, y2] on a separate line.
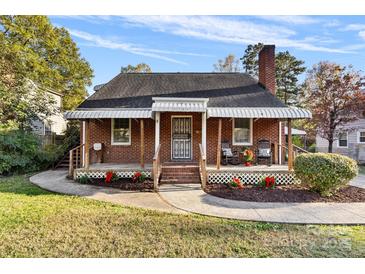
[359, 131, 365, 143]
[338, 132, 348, 148]
[233, 118, 252, 145]
[111, 118, 131, 145]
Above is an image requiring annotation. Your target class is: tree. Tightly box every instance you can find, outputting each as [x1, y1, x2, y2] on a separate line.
[241, 43, 305, 105]
[0, 15, 93, 128]
[275, 51, 306, 105]
[300, 61, 365, 153]
[121, 63, 152, 73]
[240, 43, 263, 77]
[213, 54, 241, 72]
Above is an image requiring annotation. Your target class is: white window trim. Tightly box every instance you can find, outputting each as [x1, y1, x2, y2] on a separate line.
[232, 118, 253, 146]
[111, 118, 131, 146]
[337, 131, 348, 148]
[358, 130, 365, 144]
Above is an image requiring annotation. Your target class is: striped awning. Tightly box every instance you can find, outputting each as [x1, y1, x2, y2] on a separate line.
[64, 109, 152, 120]
[152, 97, 209, 112]
[207, 107, 312, 119]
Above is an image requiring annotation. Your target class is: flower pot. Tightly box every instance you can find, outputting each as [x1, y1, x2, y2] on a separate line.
[244, 162, 253, 167]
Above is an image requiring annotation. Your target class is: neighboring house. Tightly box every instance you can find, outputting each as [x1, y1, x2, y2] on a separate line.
[29, 81, 67, 136]
[316, 113, 365, 163]
[64, 45, 311, 187]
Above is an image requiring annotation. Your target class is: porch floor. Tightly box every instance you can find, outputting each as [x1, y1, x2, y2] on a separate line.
[85, 163, 152, 171]
[206, 164, 289, 172]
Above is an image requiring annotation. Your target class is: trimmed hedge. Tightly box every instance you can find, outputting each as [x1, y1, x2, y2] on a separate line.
[294, 153, 358, 197]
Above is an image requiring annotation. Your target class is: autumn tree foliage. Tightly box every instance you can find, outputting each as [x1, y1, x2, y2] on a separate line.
[300, 61, 365, 153]
[121, 63, 152, 73]
[213, 54, 241, 72]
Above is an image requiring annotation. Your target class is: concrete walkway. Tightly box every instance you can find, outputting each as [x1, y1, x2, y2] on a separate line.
[30, 170, 184, 214]
[30, 170, 365, 224]
[159, 176, 365, 224]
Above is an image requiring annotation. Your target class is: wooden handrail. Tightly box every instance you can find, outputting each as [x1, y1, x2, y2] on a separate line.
[293, 144, 309, 153]
[199, 144, 207, 189]
[68, 144, 85, 178]
[152, 144, 161, 191]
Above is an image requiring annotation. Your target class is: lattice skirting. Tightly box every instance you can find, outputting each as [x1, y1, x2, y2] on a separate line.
[75, 169, 152, 179]
[208, 171, 300, 185]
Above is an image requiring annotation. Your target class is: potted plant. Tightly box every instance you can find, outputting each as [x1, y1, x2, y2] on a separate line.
[242, 147, 254, 166]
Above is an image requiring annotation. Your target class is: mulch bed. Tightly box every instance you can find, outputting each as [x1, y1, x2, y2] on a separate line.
[83, 178, 154, 192]
[204, 183, 365, 203]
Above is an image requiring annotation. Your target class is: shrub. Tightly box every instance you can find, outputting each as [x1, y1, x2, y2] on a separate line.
[0, 130, 63, 175]
[78, 175, 89, 184]
[294, 153, 358, 196]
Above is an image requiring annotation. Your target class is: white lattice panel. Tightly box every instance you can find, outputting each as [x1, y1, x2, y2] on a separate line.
[75, 170, 151, 179]
[208, 171, 300, 185]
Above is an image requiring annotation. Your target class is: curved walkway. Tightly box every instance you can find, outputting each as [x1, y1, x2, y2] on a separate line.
[30, 170, 185, 214]
[30, 170, 365, 224]
[159, 178, 365, 224]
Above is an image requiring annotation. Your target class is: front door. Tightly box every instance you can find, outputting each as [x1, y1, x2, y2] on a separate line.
[171, 117, 192, 160]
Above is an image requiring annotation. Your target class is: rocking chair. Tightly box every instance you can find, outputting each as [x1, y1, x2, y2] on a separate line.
[221, 141, 240, 165]
[255, 139, 273, 166]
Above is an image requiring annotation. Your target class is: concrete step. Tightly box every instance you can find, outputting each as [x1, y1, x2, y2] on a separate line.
[160, 178, 201, 184]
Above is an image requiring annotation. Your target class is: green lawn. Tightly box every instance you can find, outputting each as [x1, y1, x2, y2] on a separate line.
[0, 176, 364, 257]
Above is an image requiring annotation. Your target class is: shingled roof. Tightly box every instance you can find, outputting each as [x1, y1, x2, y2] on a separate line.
[78, 72, 287, 109]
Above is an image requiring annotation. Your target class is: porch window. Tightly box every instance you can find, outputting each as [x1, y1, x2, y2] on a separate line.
[359, 130, 365, 143]
[111, 118, 131, 145]
[338, 132, 348, 148]
[232, 118, 252, 145]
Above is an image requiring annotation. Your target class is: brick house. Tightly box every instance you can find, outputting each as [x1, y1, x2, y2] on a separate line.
[65, 45, 311, 189]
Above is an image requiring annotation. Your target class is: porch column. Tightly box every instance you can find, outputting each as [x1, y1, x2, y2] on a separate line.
[82, 121, 86, 167]
[216, 118, 222, 170]
[278, 121, 282, 165]
[287, 118, 293, 171]
[155, 112, 160, 153]
[84, 119, 90, 170]
[140, 119, 145, 168]
[201, 112, 207, 155]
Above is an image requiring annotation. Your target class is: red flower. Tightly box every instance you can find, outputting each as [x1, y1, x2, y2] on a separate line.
[264, 176, 275, 188]
[105, 171, 114, 183]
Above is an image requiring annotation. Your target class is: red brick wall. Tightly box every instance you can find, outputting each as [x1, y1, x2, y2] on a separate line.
[206, 118, 284, 164]
[160, 112, 202, 162]
[86, 118, 155, 164]
[81, 116, 284, 165]
[259, 45, 276, 95]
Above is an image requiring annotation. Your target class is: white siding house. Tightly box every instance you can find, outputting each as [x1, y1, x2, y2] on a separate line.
[28, 81, 67, 136]
[316, 116, 365, 163]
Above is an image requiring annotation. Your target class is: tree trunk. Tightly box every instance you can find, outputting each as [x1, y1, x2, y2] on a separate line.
[328, 139, 333, 153]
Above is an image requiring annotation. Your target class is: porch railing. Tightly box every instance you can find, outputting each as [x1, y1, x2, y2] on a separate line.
[198, 144, 207, 189]
[152, 144, 161, 191]
[278, 143, 309, 167]
[68, 144, 85, 178]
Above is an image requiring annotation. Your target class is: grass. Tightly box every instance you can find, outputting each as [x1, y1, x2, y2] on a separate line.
[0, 176, 364, 257]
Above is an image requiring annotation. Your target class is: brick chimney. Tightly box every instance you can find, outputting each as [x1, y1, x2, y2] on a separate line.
[258, 45, 276, 95]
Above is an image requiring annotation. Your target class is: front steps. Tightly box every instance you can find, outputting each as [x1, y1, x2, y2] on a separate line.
[160, 162, 201, 184]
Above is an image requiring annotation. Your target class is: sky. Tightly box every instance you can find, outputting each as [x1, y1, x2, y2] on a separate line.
[50, 15, 365, 95]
